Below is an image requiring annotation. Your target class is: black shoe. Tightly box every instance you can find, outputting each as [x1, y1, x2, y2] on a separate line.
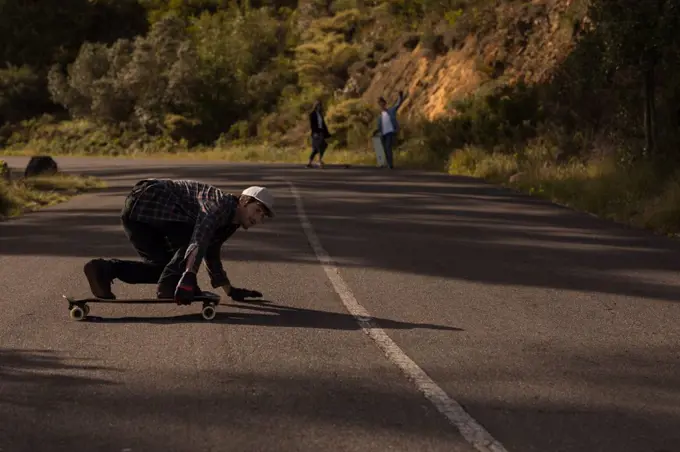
[84, 259, 116, 299]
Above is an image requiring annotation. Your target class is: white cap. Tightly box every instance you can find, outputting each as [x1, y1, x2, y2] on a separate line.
[242, 186, 275, 217]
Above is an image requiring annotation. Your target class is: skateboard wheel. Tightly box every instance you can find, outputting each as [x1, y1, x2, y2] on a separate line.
[69, 305, 86, 321]
[84, 305, 90, 316]
[201, 305, 216, 320]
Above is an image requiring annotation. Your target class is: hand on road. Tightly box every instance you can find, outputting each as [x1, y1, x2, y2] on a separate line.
[229, 287, 263, 302]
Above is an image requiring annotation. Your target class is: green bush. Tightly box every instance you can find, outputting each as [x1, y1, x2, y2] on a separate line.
[0, 66, 46, 126]
[47, 16, 201, 129]
[421, 80, 543, 159]
[325, 98, 375, 148]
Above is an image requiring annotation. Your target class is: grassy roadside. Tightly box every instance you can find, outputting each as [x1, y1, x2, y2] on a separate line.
[0, 171, 107, 220]
[447, 146, 680, 237]
[1, 143, 378, 166]
[0, 118, 395, 167]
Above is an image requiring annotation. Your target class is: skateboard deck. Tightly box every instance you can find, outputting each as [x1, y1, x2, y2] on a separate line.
[305, 163, 352, 169]
[62, 291, 221, 321]
[372, 135, 387, 167]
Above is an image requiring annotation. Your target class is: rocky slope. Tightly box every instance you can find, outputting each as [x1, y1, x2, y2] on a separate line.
[333, 0, 588, 127]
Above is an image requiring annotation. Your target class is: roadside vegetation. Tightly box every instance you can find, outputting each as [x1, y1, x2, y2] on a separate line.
[0, 163, 106, 219]
[2, 0, 680, 234]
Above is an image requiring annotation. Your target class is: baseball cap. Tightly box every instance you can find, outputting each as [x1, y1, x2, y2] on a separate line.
[242, 186, 275, 217]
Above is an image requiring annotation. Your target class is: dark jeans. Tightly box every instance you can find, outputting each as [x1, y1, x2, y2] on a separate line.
[108, 192, 196, 294]
[380, 132, 395, 168]
[309, 133, 327, 161]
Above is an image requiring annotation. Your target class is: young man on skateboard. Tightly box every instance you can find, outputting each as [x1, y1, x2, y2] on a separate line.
[83, 179, 275, 305]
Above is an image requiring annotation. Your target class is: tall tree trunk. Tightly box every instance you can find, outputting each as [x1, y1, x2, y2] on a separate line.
[643, 63, 656, 156]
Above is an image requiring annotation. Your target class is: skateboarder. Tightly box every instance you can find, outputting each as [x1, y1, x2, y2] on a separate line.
[83, 179, 275, 304]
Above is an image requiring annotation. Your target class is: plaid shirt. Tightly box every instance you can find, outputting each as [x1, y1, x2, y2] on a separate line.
[126, 179, 239, 287]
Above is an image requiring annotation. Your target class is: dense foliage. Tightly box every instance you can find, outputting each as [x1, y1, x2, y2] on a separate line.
[422, 0, 680, 168]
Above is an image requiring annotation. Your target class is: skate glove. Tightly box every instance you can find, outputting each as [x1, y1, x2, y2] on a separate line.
[175, 271, 197, 305]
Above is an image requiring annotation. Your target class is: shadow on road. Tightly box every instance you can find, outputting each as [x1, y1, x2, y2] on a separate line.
[454, 342, 680, 452]
[0, 348, 118, 381]
[2, 343, 678, 452]
[81, 300, 464, 332]
[0, 348, 119, 409]
[0, 367, 467, 451]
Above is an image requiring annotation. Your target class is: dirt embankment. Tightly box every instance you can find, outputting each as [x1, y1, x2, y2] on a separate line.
[356, 0, 584, 122]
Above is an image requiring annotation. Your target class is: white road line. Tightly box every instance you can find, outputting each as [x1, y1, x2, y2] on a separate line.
[287, 181, 509, 452]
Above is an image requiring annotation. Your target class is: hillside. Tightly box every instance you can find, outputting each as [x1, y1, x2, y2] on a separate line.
[358, 1, 581, 118]
[308, 0, 585, 147]
[2, 0, 680, 233]
[0, 0, 588, 150]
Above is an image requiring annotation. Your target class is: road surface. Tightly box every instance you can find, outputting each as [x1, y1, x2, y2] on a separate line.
[1, 156, 679, 452]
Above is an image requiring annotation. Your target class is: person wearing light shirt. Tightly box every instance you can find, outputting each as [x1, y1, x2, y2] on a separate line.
[375, 91, 406, 169]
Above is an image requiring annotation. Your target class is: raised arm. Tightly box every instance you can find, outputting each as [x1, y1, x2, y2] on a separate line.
[392, 90, 407, 110]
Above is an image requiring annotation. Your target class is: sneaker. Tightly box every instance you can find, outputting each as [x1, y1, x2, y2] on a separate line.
[83, 259, 116, 299]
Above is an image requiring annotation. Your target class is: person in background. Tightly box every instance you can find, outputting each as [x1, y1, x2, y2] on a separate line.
[307, 100, 331, 168]
[375, 90, 407, 169]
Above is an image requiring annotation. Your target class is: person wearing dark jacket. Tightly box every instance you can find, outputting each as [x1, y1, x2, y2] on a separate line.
[307, 100, 331, 168]
[82, 178, 275, 304]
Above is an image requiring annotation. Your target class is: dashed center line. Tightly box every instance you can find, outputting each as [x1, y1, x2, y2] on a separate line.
[287, 181, 508, 452]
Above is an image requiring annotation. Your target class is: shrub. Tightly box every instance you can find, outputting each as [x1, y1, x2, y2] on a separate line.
[325, 98, 375, 147]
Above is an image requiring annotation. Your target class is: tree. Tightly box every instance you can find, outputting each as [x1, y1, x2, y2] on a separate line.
[588, 0, 680, 157]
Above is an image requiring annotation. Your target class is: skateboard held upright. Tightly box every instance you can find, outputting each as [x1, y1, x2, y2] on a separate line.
[372, 135, 387, 168]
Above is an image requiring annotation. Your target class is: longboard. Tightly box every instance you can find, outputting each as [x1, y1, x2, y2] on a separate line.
[372, 135, 387, 167]
[304, 163, 352, 169]
[62, 291, 222, 321]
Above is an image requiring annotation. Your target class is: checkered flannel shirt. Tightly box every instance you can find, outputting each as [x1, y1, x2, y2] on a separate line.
[127, 178, 239, 288]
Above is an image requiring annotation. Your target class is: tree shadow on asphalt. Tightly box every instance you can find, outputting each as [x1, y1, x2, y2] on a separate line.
[3, 162, 680, 302]
[450, 343, 680, 452]
[0, 348, 119, 409]
[81, 300, 464, 332]
[0, 367, 468, 452]
[2, 343, 679, 452]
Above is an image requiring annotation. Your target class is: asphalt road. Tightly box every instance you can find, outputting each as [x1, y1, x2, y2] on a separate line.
[1, 156, 679, 452]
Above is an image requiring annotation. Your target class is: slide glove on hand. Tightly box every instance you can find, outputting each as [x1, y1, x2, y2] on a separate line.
[174, 271, 197, 305]
[229, 287, 263, 302]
